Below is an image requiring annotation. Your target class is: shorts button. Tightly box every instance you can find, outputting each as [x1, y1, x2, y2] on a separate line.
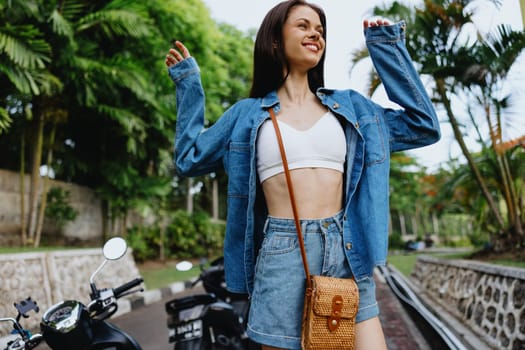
[322, 222, 330, 228]
[345, 242, 353, 250]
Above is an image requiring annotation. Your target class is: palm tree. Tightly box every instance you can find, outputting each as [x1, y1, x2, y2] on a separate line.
[355, 0, 525, 250]
[1, 0, 160, 246]
[0, 0, 61, 244]
[461, 23, 525, 244]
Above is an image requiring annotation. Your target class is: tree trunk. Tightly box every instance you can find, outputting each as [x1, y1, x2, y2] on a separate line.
[411, 216, 418, 237]
[432, 212, 439, 236]
[19, 131, 27, 246]
[435, 79, 505, 230]
[399, 214, 407, 236]
[212, 178, 219, 220]
[521, 0, 525, 27]
[34, 122, 57, 247]
[26, 113, 45, 245]
[187, 177, 194, 214]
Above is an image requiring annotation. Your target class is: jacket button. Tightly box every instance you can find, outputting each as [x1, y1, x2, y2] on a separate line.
[345, 242, 353, 250]
[332, 103, 340, 109]
[355, 122, 359, 129]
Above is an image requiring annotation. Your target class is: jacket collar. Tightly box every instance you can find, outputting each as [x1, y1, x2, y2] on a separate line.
[260, 91, 279, 109]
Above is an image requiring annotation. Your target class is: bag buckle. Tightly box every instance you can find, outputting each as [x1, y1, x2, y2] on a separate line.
[328, 295, 343, 332]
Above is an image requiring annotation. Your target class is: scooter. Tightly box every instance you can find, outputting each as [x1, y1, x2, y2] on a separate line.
[0, 297, 42, 350]
[165, 257, 260, 350]
[39, 236, 144, 350]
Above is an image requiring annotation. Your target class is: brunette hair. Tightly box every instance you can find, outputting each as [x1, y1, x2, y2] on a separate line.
[249, 0, 327, 98]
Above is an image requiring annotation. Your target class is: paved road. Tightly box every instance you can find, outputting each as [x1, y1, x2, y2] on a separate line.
[110, 287, 203, 350]
[33, 275, 430, 349]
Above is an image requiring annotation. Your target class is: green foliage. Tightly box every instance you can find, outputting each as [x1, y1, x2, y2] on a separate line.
[127, 210, 225, 262]
[127, 225, 159, 262]
[45, 186, 78, 227]
[0, 0, 255, 237]
[166, 210, 225, 259]
[388, 232, 406, 250]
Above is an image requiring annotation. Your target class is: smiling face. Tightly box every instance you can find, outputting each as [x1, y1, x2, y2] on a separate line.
[281, 5, 326, 74]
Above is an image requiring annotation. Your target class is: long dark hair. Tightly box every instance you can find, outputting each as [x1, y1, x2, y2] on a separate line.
[249, 0, 327, 98]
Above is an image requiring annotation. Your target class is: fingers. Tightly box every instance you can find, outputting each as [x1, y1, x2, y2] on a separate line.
[165, 40, 191, 67]
[363, 18, 391, 29]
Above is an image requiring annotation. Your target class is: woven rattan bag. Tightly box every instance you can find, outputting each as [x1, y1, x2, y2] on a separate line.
[301, 275, 359, 349]
[269, 109, 359, 350]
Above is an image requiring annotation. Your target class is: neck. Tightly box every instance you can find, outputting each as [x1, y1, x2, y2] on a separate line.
[277, 71, 313, 106]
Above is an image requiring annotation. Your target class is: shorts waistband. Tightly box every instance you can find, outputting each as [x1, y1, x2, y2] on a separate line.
[263, 210, 344, 234]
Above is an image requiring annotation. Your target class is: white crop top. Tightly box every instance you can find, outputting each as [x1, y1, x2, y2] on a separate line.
[256, 111, 346, 182]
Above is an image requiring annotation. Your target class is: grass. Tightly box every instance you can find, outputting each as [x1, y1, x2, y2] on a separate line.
[0, 246, 73, 253]
[387, 249, 525, 278]
[137, 261, 202, 290]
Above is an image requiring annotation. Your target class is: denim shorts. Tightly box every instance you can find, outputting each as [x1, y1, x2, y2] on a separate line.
[246, 211, 379, 349]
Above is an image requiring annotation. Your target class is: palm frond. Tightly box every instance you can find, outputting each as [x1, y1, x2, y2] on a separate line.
[0, 107, 13, 134]
[76, 6, 152, 39]
[55, 0, 88, 21]
[96, 104, 146, 139]
[0, 64, 59, 95]
[0, 25, 51, 69]
[48, 9, 74, 38]
[482, 24, 525, 78]
[96, 104, 147, 155]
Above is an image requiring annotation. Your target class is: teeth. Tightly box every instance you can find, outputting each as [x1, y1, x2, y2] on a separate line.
[305, 44, 318, 51]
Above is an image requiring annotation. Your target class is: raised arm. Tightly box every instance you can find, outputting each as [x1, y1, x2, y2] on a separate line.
[363, 20, 441, 152]
[166, 41, 231, 176]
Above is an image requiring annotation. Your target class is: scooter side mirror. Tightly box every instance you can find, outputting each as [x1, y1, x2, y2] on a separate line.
[103, 237, 128, 260]
[90, 237, 129, 296]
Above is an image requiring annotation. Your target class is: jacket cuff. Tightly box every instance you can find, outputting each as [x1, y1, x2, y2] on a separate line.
[168, 57, 200, 83]
[364, 20, 406, 43]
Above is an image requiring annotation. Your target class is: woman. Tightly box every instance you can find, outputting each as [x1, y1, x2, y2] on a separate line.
[165, 1, 440, 349]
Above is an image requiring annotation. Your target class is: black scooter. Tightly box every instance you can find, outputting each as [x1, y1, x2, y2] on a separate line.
[0, 298, 42, 350]
[39, 237, 144, 350]
[165, 257, 260, 350]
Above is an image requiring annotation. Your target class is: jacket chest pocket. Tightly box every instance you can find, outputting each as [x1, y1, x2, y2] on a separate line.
[227, 141, 250, 197]
[358, 115, 386, 166]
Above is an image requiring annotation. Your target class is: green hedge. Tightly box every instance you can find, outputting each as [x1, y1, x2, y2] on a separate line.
[128, 210, 225, 262]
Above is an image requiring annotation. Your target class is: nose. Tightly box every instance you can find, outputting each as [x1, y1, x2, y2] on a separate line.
[309, 30, 320, 40]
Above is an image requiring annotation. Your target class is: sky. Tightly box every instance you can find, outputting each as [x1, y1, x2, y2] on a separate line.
[201, 0, 524, 171]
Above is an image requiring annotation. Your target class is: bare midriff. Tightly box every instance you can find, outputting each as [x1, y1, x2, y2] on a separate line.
[262, 168, 343, 219]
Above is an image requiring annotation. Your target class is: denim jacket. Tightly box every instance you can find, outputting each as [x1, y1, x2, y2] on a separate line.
[168, 21, 440, 294]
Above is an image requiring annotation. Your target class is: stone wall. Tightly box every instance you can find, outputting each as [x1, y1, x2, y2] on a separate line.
[411, 256, 525, 350]
[0, 169, 103, 245]
[0, 248, 141, 334]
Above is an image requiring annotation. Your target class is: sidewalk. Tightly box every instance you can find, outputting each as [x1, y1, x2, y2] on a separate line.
[376, 273, 431, 350]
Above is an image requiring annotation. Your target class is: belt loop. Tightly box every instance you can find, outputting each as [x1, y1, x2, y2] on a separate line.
[334, 210, 343, 232]
[301, 221, 307, 240]
[263, 218, 270, 235]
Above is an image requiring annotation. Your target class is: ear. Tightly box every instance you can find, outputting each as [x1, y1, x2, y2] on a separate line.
[272, 41, 279, 48]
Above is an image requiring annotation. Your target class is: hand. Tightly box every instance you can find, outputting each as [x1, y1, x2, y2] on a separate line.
[165, 40, 191, 67]
[363, 18, 391, 29]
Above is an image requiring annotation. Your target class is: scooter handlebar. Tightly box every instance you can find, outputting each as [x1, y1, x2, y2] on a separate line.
[113, 277, 144, 298]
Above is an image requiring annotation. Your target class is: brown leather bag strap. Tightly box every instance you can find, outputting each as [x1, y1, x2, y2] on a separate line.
[269, 108, 312, 289]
